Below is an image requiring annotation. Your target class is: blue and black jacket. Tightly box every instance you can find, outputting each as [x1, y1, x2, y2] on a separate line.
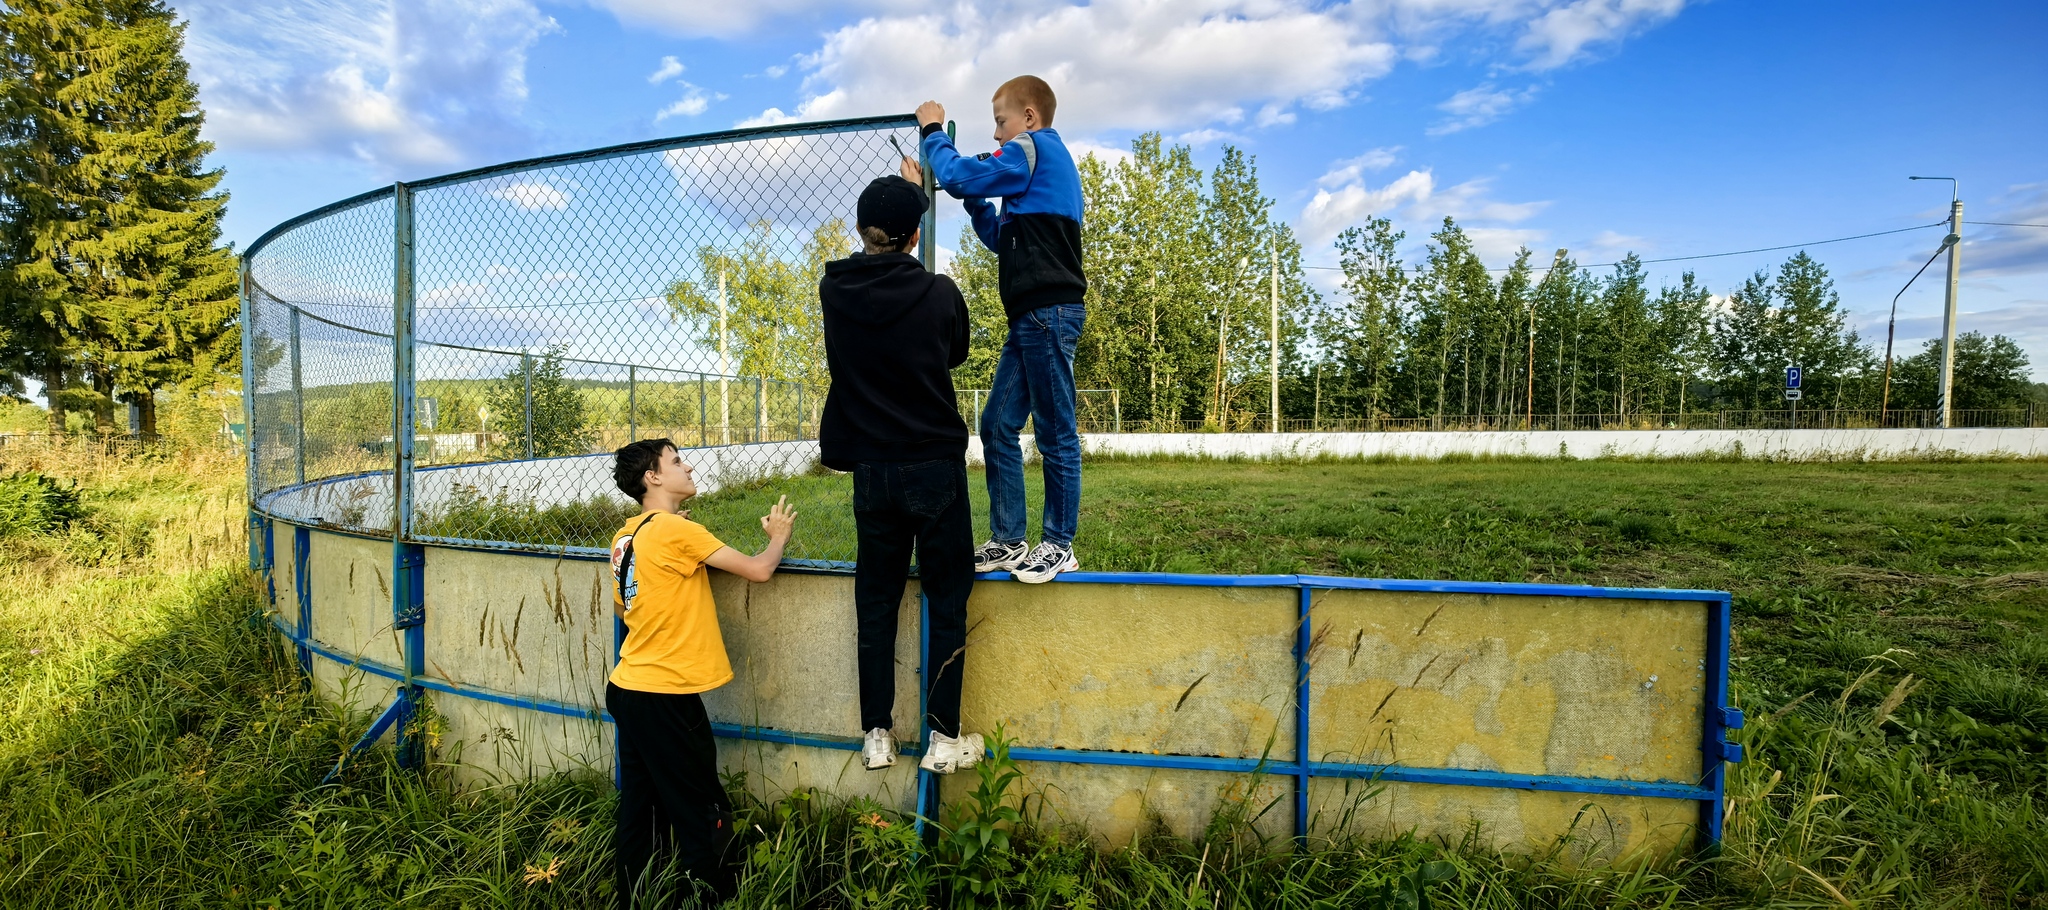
[920, 122, 1087, 324]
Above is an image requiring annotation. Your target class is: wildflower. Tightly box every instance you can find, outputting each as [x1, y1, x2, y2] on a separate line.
[522, 855, 563, 885]
[862, 812, 891, 829]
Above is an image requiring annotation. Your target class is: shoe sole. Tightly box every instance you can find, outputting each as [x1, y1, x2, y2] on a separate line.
[864, 757, 895, 771]
[1012, 554, 1078, 584]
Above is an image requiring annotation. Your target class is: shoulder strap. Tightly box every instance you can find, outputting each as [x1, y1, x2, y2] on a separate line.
[616, 513, 663, 610]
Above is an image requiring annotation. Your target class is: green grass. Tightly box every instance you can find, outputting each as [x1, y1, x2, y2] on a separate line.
[3, 445, 2045, 907]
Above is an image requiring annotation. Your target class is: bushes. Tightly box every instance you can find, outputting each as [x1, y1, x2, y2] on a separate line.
[0, 471, 85, 537]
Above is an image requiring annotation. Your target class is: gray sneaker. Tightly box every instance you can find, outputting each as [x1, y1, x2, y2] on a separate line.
[1011, 541, 1078, 584]
[862, 727, 896, 771]
[973, 539, 1029, 573]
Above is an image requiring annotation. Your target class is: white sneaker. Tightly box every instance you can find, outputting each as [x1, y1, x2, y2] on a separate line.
[973, 539, 1029, 573]
[917, 731, 985, 774]
[862, 727, 896, 771]
[1011, 541, 1078, 584]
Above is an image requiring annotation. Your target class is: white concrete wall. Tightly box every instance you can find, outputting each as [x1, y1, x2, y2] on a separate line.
[1066, 427, 2048, 462]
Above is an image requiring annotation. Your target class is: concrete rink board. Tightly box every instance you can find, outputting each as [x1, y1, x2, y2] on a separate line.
[271, 519, 1726, 856]
[718, 738, 921, 815]
[1305, 778, 1698, 862]
[943, 760, 1295, 847]
[429, 692, 614, 788]
[1306, 589, 1707, 784]
[704, 571, 925, 745]
[958, 581, 1299, 760]
[272, 524, 302, 639]
[422, 546, 614, 712]
[304, 530, 404, 697]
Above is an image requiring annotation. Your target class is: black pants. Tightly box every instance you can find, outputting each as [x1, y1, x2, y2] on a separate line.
[607, 684, 734, 908]
[852, 458, 975, 738]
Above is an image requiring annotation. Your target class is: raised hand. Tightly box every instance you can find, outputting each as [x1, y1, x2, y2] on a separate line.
[761, 494, 797, 544]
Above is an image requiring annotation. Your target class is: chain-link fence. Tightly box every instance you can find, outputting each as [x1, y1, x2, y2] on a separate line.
[244, 116, 927, 562]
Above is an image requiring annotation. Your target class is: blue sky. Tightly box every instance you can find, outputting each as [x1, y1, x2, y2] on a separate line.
[179, 0, 2048, 379]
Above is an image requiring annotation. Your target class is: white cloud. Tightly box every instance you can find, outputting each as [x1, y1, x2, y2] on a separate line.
[1464, 227, 1548, 263]
[485, 181, 570, 211]
[736, 107, 800, 128]
[764, 64, 790, 79]
[1317, 148, 1402, 188]
[1301, 155, 1549, 260]
[658, 96, 712, 120]
[179, 0, 560, 171]
[655, 80, 729, 122]
[1302, 169, 1437, 247]
[1587, 229, 1647, 254]
[1517, 0, 1687, 70]
[759, 2, 1400, 139]
[648, 56, 686, 84]
[586, 0, 907, 39]
[1428, 83, 1539, 135]
[1962, 183, 2048, 278]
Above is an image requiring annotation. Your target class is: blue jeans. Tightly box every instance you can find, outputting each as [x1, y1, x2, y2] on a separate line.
[981, 303, 1085, 546]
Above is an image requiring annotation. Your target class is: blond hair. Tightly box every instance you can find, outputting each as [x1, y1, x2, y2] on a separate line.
[992, 75, 1056, 127]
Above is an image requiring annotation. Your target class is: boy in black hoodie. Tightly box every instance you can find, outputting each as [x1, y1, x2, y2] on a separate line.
[817, 175, 983, 776]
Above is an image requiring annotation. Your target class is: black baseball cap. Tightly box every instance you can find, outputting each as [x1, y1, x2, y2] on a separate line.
[857, 175, 927, 245]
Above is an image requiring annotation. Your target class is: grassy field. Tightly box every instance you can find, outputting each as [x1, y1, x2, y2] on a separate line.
[2, 445, 2044, 907]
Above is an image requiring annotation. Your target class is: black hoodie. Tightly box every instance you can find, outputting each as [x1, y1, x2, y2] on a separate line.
[817, 251, 970, 470]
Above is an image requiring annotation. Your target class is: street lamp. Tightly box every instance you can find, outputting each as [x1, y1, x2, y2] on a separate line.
[1880, 230, 1959, 422]
[1908, 176, 1963, 428]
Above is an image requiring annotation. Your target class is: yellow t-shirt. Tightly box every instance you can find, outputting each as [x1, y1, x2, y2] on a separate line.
[608, 511, 734, 694]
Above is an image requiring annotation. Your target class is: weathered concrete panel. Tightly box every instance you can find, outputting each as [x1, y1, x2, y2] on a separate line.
[273, 526, 302, 639]
[306, 531, 403, 677]
[430, 693, 612, 787]
[279, 521, 1721, 859]
[1306, 778, 1697, 862]
[422, 547, 613, 711]
[947, 761, 1293, 847]
[705, 572, 924, 744]
[959, 581, 1297, 760]
[719, 739, 920, 815]
[1307, 590, 1705, 784]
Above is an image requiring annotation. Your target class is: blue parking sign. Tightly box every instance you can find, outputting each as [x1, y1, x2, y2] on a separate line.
[1786, 366, 1802, 389]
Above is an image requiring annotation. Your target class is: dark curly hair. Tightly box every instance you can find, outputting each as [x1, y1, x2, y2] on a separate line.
[613, 438, 675, 502]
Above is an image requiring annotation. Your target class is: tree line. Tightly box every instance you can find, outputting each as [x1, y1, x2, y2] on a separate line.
[945, 134, 2040, 426]
[0, 0, 238, 435]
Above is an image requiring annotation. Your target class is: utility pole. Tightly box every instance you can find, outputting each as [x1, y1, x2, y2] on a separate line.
[718, 266, 730, 445]
[1912, 177, 1962, 428]
[1269, 241, 1280, 433]
[1524, 301, 1536, 430]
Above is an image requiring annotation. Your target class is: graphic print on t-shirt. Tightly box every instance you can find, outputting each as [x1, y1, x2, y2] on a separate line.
[610, 534, 638, 610]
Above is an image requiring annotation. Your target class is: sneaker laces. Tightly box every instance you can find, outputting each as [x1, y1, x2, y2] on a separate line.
[1021, 541, 1068, 568]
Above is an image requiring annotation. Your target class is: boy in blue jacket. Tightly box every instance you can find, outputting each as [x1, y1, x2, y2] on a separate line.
[907, 76, 1086, 584]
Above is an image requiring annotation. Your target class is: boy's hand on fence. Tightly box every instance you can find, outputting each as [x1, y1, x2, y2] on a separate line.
[915, 100, 945, 129]
[761, 495, 796, 544]
[899, 156, 923, 185]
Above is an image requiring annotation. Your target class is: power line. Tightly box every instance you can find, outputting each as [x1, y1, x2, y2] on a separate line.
[1303, 220, 1947, 273]
[1965, 221, 2048, 228]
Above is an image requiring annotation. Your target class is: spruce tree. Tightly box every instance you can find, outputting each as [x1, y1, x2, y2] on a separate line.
[0, 0, 234, 435]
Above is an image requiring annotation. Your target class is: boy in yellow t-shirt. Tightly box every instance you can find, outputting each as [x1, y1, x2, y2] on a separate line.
[606, 438, 794, 908]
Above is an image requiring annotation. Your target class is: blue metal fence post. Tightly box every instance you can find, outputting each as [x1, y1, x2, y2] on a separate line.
[1700, 593, 1742, 850]
[289, 306, 306, 485]
[240, 260, 261, 571]
[391, 181, 428, 771]
[294, 526, 314, 680]
[1294, 584, 1313, 841]
[916, 590, 937, 842]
